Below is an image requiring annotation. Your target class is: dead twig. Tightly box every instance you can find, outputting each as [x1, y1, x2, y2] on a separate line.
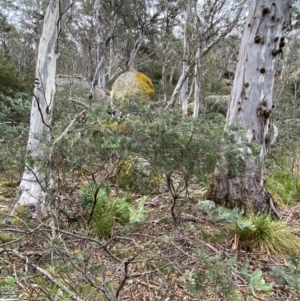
[5, 248, 84, 301]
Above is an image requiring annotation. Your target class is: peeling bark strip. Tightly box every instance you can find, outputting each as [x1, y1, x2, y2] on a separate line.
[210, 0, 292, 216]
[14, 0, 70, 212]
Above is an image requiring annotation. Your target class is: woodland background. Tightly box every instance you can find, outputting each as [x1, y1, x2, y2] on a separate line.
[1, 0, 300, 300]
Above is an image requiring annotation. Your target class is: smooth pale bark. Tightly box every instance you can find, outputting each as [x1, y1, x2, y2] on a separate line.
[210, 0, 292, 215]
[167, 3, 243, 110]
[14, 0, 69, 213]
[161, 16, 172, 103]
[90, 0, 106, 100]
[127, 32, 145, 69]
[165, 61, 195, 109]
[193, 47, 201, 118]
[106, 9, 117, 79]
[161, 52, 168, 102]
[180, 0, 192, 116]
[108, 36, 114, 79]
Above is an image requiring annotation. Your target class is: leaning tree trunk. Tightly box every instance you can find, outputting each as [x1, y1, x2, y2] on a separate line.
[14, 0, 69, 213]
[209, 0, 292, 216]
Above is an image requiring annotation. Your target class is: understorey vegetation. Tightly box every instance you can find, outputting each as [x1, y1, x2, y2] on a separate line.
[1, 0, 300, 300]
[0, 93, 300, 300]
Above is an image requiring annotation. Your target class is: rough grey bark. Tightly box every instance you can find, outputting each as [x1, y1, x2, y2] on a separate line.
[209, 0, 292, 216]
[14, 0, 70, 213]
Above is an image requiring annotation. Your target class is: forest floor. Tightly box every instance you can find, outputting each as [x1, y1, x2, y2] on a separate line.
[1, 176, 300, 301]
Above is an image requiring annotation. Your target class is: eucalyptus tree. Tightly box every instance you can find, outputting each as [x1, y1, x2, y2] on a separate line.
[166, 0, 244, 113]
[158, 0, 181, 102]
[90, 0, 107, 99]
[14, 0, 71, 213]
[209, 0, 293, 216]
[116, 0, 180, 72]
[63, 0, 167, 94]
[0, 0, 51, 85]
[180, 0, 192, 116]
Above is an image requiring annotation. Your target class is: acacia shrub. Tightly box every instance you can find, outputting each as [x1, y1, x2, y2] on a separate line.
[0, 55, 26, 103]
[53, 98, 225, 181]
[0, 93, 30, 174]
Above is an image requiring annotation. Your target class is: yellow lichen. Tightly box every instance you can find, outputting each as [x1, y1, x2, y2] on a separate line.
[112, 70, 155, 102]
[93, 119, 139, 137]
[101, 121, 118, 131]
[187, 103, 194, 116]
[135, 72, 155, 100]
[118, 118, 135, 135]
[92, 121, 118, 137]
[116, 157, 164, 194]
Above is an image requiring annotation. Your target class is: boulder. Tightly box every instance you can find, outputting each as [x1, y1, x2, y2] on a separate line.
[187, 95, 230, 116]
[115, 156, 164, 195]
[111, 69, 155, 102]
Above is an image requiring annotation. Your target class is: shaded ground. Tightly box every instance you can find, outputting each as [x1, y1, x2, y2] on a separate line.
[0, 176, 300, 301]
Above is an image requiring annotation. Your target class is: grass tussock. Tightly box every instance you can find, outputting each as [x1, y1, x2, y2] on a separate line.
[81, 185, 128, 235]
[234, 214, 300, 255]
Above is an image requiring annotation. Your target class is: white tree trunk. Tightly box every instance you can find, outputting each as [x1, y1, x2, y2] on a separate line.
[14, 0, 69, 213]
[108, 36, 114, 79]
[180, 0, 192, 115]
[165, 62, 195, 109]
[168, 1, 243, 112]
[90, 0, 106, 100]
[127, 32, 145, 69]
[193, 46, 201, 118]
[210, 0, 292, 215]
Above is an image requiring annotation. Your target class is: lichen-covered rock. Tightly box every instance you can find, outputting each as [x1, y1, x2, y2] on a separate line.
[92, 118, 137, 137]
[115, 157, 164, 195]
[187, 95, 230, 116]
[112, 69, 155, 102]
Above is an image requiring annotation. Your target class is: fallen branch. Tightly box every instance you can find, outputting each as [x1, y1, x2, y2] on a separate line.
[5, 248, 84, 301]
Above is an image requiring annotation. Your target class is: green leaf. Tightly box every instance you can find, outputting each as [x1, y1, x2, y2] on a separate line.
[5, 276, 15, 286]
[240, 263, 273, 297]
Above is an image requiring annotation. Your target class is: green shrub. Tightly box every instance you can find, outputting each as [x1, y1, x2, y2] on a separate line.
[181, 247, 272, 300]
[240, 261, 273, 297]
[115, 156, 164, 195]
[0, 93, 30, 173]
[267, 167, 300, 204]
[271, 253, 300, 295]
[0, 55, 26, 102]
[53, 99, 227, 211]
[191, 249, 238, 298]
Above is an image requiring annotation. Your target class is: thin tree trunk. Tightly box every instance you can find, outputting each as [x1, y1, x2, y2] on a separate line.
[167, 2, 243, 112]
[162, 54, 168, 102]
[165, 61, 195, 109]
[127, 32, 145, 69]
[14, 0, 69, 213]
[180, 0, 192, 115]
[193, 45, 201, 118]
[90, 0, 106, 100]
[209, 0, 292, 216]
[108, 36, 114, 79]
